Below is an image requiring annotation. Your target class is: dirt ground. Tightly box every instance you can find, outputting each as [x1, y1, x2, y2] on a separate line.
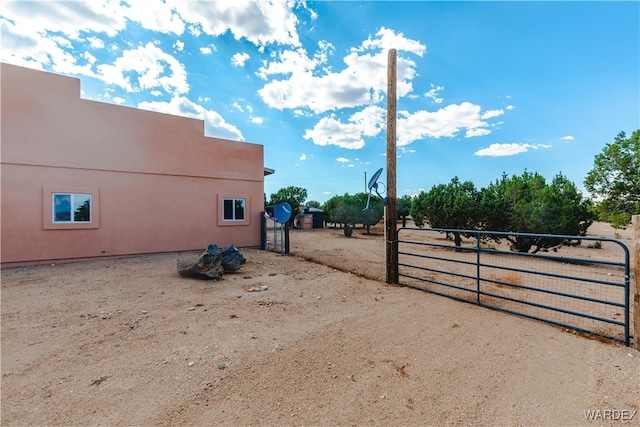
[1, 222, 639, 426]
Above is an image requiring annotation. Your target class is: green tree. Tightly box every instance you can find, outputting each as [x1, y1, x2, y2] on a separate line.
[480, 172, 594, 253]
[328, 194, 360, 235]
[305, 200, 321, 209]
[410, 177, 481, 248]
[332, 203, 361, 237]
[323, 193, 351, 227]
[546, 174, 593, 237]
[591, 201, 629, 236]
[324, 193, 383, 235]
[268, 186, 308, 226]
[478, 173, 511, 233]
[397, 195, 412, 227]
[584, 130, 640, 226]
[360, 198, 384, 234]
[409, 193, 428, 228]
[326, 198, 344, 225]
[269, 186, 308, 213]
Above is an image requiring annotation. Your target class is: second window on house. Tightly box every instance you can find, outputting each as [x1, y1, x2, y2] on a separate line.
[222, 198, 245, 221]
[53, 193, 92, 223]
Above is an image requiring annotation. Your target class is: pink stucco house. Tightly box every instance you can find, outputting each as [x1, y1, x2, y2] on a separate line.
[1, 63, 269, 266]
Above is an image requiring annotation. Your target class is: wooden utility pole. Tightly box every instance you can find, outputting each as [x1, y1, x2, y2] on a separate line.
[386, 49, 398, 284]
[633, 215, 639, 350]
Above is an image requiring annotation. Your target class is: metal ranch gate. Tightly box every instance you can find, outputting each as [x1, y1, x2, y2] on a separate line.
[396, 228, 632, 346]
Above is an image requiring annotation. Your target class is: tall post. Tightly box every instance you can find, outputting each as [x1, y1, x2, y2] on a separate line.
[386, 49, 398, 284]
[284, 221, 290, 255]
[632, 215, 639, 350]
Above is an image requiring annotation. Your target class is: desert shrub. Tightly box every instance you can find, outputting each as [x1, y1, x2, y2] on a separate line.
[479, 172, 594, 253]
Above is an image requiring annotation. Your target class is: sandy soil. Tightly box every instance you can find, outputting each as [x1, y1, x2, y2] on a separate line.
[1, 222, 639, 426]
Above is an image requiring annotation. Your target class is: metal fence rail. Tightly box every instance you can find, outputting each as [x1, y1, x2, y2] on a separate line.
[397, 228, 632, 346]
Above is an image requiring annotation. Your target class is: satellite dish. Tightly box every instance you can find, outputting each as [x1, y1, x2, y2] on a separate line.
[363, 167, 387, 212]
[368, 167, 383, 190]
[274, 202, 292, 223]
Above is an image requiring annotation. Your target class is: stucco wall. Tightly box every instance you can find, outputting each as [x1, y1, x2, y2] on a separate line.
[1, 63, 265, 265]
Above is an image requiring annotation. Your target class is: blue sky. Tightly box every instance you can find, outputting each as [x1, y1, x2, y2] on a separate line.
[1, 1, 638, 204]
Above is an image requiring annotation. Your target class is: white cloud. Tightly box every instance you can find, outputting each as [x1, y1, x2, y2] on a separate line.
[233, 101, 260, 125]
[112, 96, 126, 104]
[474, 143, 550, 157]
[0, 17, 68, 70]
[505, 105, 516, 110]
[83, 51, 97, 64]
[425, 84, 444, 104]
[138, 96, 244, 141]
[305, 116, 367, 149]
[232, 52, 250, 67]
[314, 40, 335, 64]
[0, 1, 127, 37]
[87, 36, 105, 49]
[336, 157, 350, 163]
[188, 23, 201, 37]
[293, 109, 312, 117]
[259, 71, 376, 114]
[120, 1, 184, 35]
[257, 28, 424, 114]
[257, 46, 321, 79]
[200, 46, 213, 55]
[97, 88, 113, 101]
[397, 102, 497, 146]
[560, 135, 575, 141]
[304, 106, 386, 149]
[466, 128, 491, 138]
[0, 0, 306, 77]
[299, 154, 307, 161]
[171, 0, 306, 46]
[480, 109, 504, 119]
[0, 8, 189, 98]
[2, 0, 184, 37]
[356, 27, 426, 57]
[96, 42, 188, 95]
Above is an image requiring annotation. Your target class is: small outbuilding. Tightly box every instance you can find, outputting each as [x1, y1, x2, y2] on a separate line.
[301, 208, 325, 229]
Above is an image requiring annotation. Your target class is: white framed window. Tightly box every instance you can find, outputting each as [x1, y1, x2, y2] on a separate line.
[52, 193, 92, 223]
[222, 198, 245, 221]
[43, 186, 99, 230]
[217, 193, 249, 226]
